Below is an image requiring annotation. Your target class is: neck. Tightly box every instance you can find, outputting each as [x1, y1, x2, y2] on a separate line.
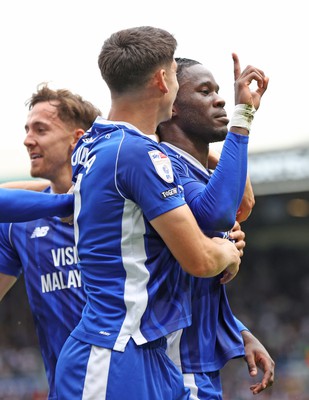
[50, 180, 72, 194]
[108, 90, 167, 135]
[47, 168, 73, 194]
[108, 107, 157, 135]
[160, 127, 210, 168]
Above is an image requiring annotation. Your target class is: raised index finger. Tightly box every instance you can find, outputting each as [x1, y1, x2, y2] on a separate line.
[232, 52, 241, 81]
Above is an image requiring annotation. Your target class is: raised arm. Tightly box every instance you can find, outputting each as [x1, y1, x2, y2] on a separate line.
[185, 54, 268, 230]
[179, 132, 249, 231]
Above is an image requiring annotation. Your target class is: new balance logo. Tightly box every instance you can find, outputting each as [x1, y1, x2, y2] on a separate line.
[99, 330, 111, 336]
[31, 226, 50, 238]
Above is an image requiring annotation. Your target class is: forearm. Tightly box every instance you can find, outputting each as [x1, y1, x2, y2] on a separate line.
[189, 132, 248, 231]
[151, 204, 240, 280]
[0, 188, 73, 222]
[0, 180, 50, 191]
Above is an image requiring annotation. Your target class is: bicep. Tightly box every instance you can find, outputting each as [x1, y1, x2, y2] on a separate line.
[150, 204, 211, 276]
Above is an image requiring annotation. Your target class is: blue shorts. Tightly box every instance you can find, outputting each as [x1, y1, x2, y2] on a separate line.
[55, 335, 190, 399]
[183, 371, 222, 400]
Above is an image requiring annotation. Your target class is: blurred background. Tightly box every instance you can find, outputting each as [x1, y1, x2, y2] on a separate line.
[221, 145, 309, 399]
[1, 0, 309, 398]
[0, 143, 308, 400]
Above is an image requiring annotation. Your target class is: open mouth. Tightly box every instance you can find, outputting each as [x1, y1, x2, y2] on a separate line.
[30, 154, 42, 160]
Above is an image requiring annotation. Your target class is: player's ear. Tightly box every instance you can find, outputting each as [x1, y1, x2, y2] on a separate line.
[172, 104, 178, 118]
[72, 129, 84, 149]
[155, 69, 169, 94]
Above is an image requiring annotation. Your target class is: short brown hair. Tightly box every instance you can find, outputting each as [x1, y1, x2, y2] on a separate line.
[26, 83, 102, 132]
[98, 26, 177, 94]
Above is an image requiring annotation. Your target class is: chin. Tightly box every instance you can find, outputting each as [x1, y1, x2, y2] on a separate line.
[211, 132, 227, 143]
[161, 113, 173, 124]
[30, 170, 41, 178]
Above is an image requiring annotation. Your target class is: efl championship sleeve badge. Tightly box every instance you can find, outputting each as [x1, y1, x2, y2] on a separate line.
[148, 150, 174, 183]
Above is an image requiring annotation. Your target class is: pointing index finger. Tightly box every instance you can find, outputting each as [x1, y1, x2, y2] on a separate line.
[232, 52, 241, 81]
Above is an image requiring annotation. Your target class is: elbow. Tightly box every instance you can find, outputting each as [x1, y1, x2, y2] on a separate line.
[217, 216, 236, 232]
[200, 214, 235, 233]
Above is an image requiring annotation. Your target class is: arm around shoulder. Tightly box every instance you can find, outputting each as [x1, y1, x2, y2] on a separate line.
[150, 204, 240, 282]
[0, 180, 50, 191]
[0, 189, 73, 222]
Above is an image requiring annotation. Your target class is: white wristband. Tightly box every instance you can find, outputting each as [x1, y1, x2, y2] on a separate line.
[229, 104, 256, 132]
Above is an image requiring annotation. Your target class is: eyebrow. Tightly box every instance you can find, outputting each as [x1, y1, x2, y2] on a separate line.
[24, 120, 49, 131]
[198, 80, 219, 90]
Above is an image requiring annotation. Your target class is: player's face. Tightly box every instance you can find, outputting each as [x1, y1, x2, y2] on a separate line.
[160, 59, 179, 123]
[24, 101, 76, 181]
[174, 64, 228, 144]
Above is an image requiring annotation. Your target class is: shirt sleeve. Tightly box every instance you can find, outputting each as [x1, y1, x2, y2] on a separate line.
[234, 316, 249, 333]
[181, 132, 248, 231]
[0, 223, 22, 278]
[0, 189, 73, 222]
[116, 138, 186, 221]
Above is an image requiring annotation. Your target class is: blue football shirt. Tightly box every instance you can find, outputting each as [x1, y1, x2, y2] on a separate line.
[70, 117, 191, 352]
[161, 132, 248, 373]
[0, 187, 85, 399]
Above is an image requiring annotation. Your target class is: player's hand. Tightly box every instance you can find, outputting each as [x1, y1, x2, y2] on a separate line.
[211, 237, 241, 284]
[242, 330, 275, 394]
[232, 53, 269, 111]
[61, 214, 74, 225]
[228, 221, 246, 258]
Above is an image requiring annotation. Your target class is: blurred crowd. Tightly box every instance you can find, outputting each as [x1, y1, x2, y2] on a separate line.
[222, 243, 309, 399]
[0, 279, 48, 399]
